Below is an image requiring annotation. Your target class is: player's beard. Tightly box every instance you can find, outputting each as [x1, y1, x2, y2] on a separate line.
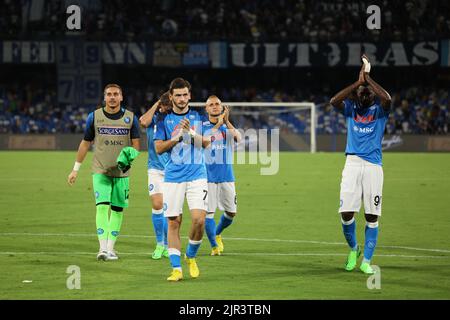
[172, 100, 189, 112]
[106, 101, 120, 112]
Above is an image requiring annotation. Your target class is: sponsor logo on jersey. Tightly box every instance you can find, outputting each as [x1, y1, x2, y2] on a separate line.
[353, 125, 374, 134]
[211, 143, 227, 150]
[105, 140, 124, 146]
[97, 127, 130, 135]
[95, 191, 100, 199]
[149, 184, 154, 191]
[189, 115, 195, 119]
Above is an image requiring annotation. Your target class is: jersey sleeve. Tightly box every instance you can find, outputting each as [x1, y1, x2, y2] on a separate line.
[342, 99, 354, 117]
[376, 99, 391, 118]
[83, 112, 95, 141]
[154, 117, 167, 141]
[149, 112, 160, 128]
[130, 115, 141, 139]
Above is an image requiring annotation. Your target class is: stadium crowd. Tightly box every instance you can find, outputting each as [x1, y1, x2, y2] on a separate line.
[1, 0, 449, 41]
[0, 83, 448, 135]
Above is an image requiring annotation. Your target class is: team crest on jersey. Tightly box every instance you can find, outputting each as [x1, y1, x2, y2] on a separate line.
[189, 115, 195, 119]
[124, 116, 131, 124]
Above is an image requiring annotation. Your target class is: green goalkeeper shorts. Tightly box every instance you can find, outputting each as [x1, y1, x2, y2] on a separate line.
[92, 173, 130, 208]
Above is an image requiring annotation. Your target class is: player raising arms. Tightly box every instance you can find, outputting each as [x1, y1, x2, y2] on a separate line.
[203, 96, 241, 255]
[329, 55, 391, 274]
[139, 92, 172, 260]
[154, 78, 211, 281]
[67, 84, 141, 261]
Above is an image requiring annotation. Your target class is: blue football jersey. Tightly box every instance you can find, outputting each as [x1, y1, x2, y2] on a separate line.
[203, 120, 235, 183]
[146, 114, 169, 171]
[154, 109, 207, 183]
[341, 99, 389, 165]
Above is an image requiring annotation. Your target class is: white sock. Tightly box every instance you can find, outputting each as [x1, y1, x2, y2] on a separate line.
[99, 239, 108, 252]
[107, 239, 116, 252]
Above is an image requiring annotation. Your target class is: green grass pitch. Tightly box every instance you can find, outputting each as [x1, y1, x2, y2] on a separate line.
[0, 151, 449, 299]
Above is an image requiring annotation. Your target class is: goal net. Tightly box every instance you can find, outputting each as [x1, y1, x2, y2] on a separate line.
[189, 102, 317, 153]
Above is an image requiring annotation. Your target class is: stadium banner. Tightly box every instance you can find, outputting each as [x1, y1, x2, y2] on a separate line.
[0, 41, 54, 63]
[209, 41, 228, 68]
[0, 40, 445, 67]
[103, 42, 147, 64]
[56, 41, 102, 105]
[151, 42, 209, 67]
[225, 41, 440, 68]
[182, 43, 209, 67]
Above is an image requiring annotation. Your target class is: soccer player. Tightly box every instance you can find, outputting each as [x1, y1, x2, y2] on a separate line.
[67, 84, 141, 261]
[202, 96, 241, 255]
[154, 78, 211, 281]
[139, 92, 171, 259]
[329, 55, 391, 274]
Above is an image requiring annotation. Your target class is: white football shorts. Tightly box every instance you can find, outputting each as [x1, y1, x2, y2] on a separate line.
[147, 169, 164, 196]
[339, 155, 384, 216]
[207, 182, 237, 213]
[163, 179, 208, 217]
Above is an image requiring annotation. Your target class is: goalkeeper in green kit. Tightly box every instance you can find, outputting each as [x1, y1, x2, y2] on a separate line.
[67, 84, 141, 261]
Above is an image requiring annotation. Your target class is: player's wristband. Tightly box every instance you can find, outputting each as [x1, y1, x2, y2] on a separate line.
[73, 161, 81, 172]
[362, 57, 371, 73]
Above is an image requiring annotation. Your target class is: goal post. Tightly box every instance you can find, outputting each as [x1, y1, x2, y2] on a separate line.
[189, 102, 317, 153]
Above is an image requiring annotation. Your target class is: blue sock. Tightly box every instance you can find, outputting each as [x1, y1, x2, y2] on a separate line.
[341, 218, 358, 250]
[205, 215, 218, 248]
[168, 248, 181, 270]
[163, 217, 168, 248]
[216, 213, 233, 235]
[186, 239, 202, 258]
[152, 209, 164, 245]
[363, 222, 379, 263]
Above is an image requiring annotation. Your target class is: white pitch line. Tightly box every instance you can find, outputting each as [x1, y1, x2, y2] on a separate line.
[0, 232, 449, 254]
[0, 251, 448, 259]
